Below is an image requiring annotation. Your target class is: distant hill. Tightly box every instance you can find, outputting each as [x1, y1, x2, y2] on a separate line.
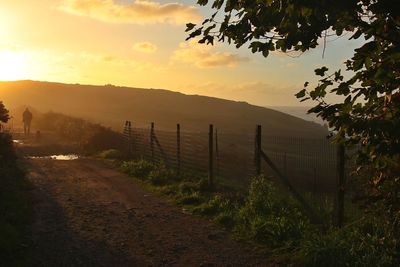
[0, 80, 327, 137]
[267, 106, 326, 126]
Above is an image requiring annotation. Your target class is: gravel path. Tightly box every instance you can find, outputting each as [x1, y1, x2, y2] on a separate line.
[26, 158, 272, 267]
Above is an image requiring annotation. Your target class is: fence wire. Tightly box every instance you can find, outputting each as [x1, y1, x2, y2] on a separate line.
[121, 123, 347, 195]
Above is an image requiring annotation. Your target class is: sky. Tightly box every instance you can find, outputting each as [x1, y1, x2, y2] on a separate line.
[0, 0, 362, 107]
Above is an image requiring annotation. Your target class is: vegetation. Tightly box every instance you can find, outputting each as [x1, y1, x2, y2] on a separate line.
[37, 112, 126, 154]
[188, 1, 399, 264]
[0, 101, 10, 123]
[110, 156, 400, 266]
[0, 124, 31, 266]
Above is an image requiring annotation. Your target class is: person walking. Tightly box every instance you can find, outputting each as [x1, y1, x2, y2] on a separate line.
[23, 108, 33, 136]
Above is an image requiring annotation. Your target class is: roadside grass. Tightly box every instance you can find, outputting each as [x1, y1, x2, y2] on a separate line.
[99, 151, 400, 267]
[0, 134, 32, 267]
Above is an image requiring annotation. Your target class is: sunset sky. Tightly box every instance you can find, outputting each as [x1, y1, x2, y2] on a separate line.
[0, 0, 362, 106]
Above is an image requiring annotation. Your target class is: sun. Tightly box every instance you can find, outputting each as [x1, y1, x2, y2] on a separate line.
[0, 50, 30, 81]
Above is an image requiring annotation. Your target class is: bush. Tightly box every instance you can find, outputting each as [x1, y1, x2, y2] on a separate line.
[98, 149, 124, 160]
[0, 133, 16, 165]
[120, 159, 155, 179]
[236, 175, 311, 248]
[0, 136, 31, 265]
[297, 217, 400, 267]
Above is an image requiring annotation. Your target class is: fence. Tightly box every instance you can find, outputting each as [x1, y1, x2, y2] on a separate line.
[121, 121, 349, 225]
[123, 121, 354, 226]
[122, 122, 342, 187]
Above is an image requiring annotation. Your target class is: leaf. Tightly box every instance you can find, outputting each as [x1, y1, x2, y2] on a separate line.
[295, 89, 306, 98]
[185, 23, 196, 32]
[314, 66, 329, 76]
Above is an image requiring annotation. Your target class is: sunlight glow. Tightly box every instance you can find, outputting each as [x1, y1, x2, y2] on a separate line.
[0, 50, 30, 81]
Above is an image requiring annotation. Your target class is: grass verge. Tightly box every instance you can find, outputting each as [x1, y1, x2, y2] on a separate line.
[99, 152, 400, 267]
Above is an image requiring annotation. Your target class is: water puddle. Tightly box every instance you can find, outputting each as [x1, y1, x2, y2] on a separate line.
[27, 154, 80, 161]
[13, 139, 24, 144]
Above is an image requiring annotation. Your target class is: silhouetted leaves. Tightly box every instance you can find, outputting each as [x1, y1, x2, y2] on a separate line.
[0, 101, 10, 123]
[188, 0, 400, 222]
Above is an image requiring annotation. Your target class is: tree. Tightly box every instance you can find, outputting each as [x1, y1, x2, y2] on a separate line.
[0, 101, 10, 124]
[187, 1, 399, 216]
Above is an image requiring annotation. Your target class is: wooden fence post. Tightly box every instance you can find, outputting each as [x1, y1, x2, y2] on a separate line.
[177, 124, 181, 175]
[150, 122, 154, 162]
[208, 124, 214, 186]
[255, 125, 262, 175]
[334, 144, 346, 227]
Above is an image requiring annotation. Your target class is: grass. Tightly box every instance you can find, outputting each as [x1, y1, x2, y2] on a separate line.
[101, 151, 399, 267]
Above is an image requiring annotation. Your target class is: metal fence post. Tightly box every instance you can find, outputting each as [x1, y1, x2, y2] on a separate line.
[208, 124, 214, 186]
[255, 125, 262, 175]
[177, 123, 181, 175]
[150, 122, 154, 162]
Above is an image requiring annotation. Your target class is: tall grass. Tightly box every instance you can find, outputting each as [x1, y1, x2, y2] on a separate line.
[116, 157, 400, 266]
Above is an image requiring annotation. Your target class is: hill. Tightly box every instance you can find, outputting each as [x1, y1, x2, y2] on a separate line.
[0, 80, 327, 137]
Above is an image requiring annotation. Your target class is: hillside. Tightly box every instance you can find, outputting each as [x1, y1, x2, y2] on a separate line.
[0, 80, 327, 137]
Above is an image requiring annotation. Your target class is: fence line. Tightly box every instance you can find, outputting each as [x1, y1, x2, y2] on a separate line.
[123, 121, 343, 189]
[121, 121, 349, 226]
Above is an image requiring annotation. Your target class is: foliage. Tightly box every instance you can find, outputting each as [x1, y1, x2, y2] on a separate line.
[297, 216, 400, 267]
[236, 175, 311, 248]
[117, 157, 400, 265]
[97, 149, 125, 160]
[0, 101, 10, 124]
[0, 134, 31, 265]
[82, 127, 125, 154]
[147, 164, 178, 185]
[37, 112, 125, 153]
[188, 0, 400, 216]
[0, 133, 16, 165]
[120, 159, 156, 179]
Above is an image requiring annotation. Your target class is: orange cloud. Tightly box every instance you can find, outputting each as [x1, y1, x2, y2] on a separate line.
[133, 41, 157, 53]
[172, 40, 249, 68]
[59, 0, 202, 25]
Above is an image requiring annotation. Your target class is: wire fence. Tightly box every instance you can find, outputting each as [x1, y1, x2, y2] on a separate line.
[120, 121, 346, 196]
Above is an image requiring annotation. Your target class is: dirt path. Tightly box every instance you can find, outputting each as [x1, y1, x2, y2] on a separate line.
[25, 157, 272, 267]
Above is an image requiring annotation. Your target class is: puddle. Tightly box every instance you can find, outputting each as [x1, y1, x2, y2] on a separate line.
[13, 139, 24, 144]
[27, 154, 80, 161]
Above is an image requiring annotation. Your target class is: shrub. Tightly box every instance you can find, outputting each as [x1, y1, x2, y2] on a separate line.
[0, 133, 16, 165]
[236, 175, 311, 248]
[98, 149, 124, 160]
[120, 159, 155, 179]
[297, 217, 400, 267]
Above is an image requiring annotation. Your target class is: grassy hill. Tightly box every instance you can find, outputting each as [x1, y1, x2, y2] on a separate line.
[0, 80, 327, 137]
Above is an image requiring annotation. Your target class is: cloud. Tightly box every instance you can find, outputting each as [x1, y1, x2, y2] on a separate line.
[172, 40, 249, 68]
[59, 0, 202, 25]
[133, 41, 157, 53]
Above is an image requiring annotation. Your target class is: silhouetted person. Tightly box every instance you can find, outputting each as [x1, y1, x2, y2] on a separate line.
[23, 108, 33, 136]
